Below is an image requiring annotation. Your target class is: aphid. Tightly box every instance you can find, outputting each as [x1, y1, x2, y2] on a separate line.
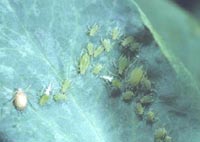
[60, 80, 71, 94]
[111, 27, 121, 40]
[87, 42, 94, 56]
[93, 46, 104, 58]
[101, 39, 112, 52]
[87, 24, 99, 36]
[121, 36, 134, 47]
[146, 111, 155, 124]
[13, 88, 27, 111]
[141, 76, 152, 91]
[135, 103, 144, 117]
[92, 64, 103, 75]
[129, 42, 140, 52]
[79, 52, 90, 74]
[128, 66, 144, 87]
[140, 95, 154, 105]
[154, 128, 167, 141]
[118, 55, 129, 75]
[111, 79, 122, 88]
[53, 93, 67, 102]
[165, 136, 172, 142]
[39, 83, 52, 106]
[122, 91, 135, 102]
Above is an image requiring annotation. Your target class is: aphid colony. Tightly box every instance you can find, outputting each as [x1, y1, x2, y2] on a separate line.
[9, 23, 171, 141]
[78, 24, 121, 75]
[102, 31, 171, 141]
[39, 80, 71, 106]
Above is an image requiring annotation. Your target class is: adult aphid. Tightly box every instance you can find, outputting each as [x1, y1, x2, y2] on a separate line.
[39, 83, 52, 106]
[87, 24, 99, 37]
[128, 66, 144, 87]
[79, 52, 90, 74]
[13, 88, 28, 111]
[118, 55, 129, 75]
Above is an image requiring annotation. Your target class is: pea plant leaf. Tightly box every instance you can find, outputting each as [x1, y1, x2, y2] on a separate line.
[0, 0, 200, 142]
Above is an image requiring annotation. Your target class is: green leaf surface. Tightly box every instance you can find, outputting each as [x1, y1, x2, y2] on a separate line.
[0, 0, 200, 142]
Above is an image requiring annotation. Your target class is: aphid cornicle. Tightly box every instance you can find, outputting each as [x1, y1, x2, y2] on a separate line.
[13, 88, 28, 111]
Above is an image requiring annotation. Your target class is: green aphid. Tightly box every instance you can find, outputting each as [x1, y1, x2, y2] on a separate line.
[39, 94, 50, 106]
[94, 46, 104, 58]
[39, 84, 51, 106]
[154, 128, 167, 141]
[112, 79, 122, 88]
[140, 95, 154, 105]
[87, 42, 94, 56]
[79, 53, 90, 74]
[122, 91, 135, 102]
[88, 24, 99, 36]
[141, 76, 152, 91]
[121, 36, 134, 47]
[165, 136, 172, 142]
[129, 42, 140, 52]
[101, 39, 112, 52]
[135, 103, 144, 117]
[53, 93, 67, 102]
[61, 80, 71, 94]
[118, 55, 129, 75]
[128, 66, 144, 87]
[146, 111, 155, 124]
[92, 64, 103, 75]
[111, 27, 121, 40]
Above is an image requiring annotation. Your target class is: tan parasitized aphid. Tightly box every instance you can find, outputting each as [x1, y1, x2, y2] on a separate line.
[13, 88, 28, 111]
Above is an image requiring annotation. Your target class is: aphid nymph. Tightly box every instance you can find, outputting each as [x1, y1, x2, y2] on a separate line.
[13, 88, 28, 111]
[92, 64, 103, 75]
[93, 46, 104, 58]
[111, 27, 121, 40]
[128, 66, 144, 87]
[87, 24, 99, 36]
[101, 39, 112, 52]
[39, 83, 52, 106]
[87, 42, 94, 56]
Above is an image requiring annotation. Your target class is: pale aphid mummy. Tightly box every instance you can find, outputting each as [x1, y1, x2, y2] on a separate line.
[13, 88, 28, 111]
